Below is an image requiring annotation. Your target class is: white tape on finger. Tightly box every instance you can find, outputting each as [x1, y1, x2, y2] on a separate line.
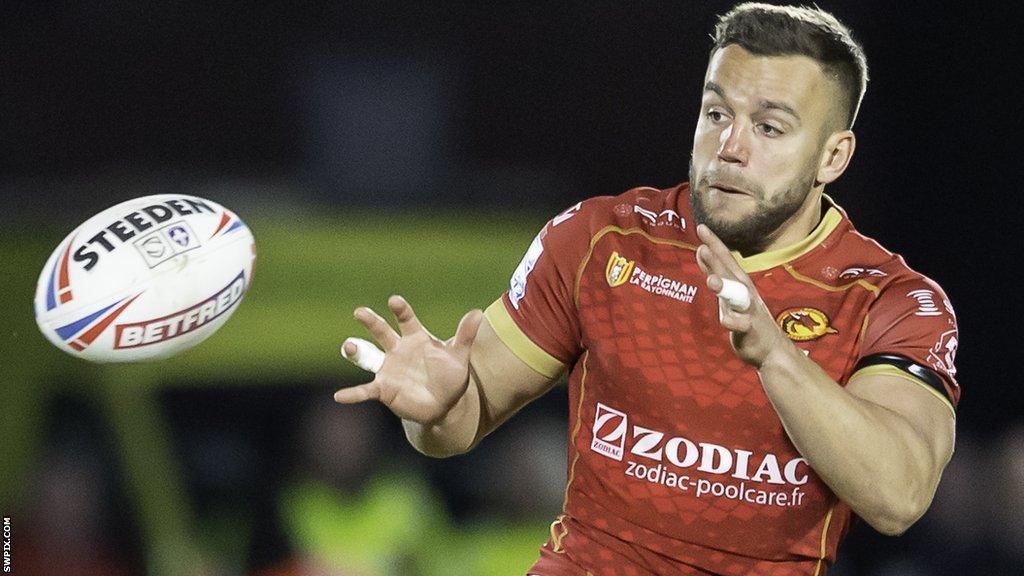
[342, 337, 386, 373]
[718, 278, 751, 312]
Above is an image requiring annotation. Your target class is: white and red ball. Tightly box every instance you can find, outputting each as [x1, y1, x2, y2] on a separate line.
[34, 194, 256, 363]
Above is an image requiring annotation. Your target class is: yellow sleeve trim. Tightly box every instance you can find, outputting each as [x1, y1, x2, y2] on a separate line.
[849, 364, 956, 419]
[484, 299, 565, 380]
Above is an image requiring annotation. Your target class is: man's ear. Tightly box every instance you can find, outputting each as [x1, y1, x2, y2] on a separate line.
[816, 129, 856, 186]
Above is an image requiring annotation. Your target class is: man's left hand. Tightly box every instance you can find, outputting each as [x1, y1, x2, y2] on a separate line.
[695, 224, 791, 368]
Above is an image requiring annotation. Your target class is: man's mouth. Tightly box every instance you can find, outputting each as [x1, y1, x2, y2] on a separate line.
[709, 183, 749, 196]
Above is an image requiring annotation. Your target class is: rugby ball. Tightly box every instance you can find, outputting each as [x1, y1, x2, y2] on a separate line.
[33, 194, 256, 363]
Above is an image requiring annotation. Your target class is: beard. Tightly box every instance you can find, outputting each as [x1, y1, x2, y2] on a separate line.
[688, 159, 817, 256]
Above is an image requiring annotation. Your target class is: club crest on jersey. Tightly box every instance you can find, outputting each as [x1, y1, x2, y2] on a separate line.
[606, 251, 635, 287]
[777, 307, 838, 341]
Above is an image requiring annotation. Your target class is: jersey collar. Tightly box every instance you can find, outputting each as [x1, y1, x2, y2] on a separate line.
[732, 194, 844, 273]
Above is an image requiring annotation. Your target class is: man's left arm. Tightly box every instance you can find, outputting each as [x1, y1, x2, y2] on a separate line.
[756, 340, 954, 535]
[696, 224, 955, 536]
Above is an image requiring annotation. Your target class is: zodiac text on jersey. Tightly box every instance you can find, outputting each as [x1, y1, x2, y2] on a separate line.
[592, 402, 810, 508]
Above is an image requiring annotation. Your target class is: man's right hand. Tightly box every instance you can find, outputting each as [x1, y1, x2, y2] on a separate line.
[334, 295, 484, 425]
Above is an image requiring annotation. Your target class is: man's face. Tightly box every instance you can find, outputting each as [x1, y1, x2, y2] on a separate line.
[689, 44, 839, 254]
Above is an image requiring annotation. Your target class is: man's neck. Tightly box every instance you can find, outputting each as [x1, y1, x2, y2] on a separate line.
[759, 189, 825, 255]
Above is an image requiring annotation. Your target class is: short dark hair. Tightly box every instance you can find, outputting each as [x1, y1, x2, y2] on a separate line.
[711, 3, 868, 129]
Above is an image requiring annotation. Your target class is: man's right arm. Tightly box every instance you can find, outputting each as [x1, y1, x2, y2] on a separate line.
[338, 200, 590, 455]
[335, 295, 563, 458]
[402, 315, 560, 457]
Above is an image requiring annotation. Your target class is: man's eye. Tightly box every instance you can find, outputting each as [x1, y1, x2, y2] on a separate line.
[759, 123, 783, 137]
[707, 110, 724, 122]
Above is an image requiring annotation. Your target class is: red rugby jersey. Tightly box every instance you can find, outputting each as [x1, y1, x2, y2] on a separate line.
[484, 183, 960, 576]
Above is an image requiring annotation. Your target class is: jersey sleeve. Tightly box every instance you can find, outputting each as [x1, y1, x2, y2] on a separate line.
[484, 200, 594, 379]
[853, 276, 960, 413]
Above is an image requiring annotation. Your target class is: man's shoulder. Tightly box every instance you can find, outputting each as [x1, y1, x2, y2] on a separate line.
[812, 215, 949, 299]
[554, 182, 693, 238]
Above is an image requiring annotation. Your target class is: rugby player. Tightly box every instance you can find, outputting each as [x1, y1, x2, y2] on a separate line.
[335, 3, 960, 574]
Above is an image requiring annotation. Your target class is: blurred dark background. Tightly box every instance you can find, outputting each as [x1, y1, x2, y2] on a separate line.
[1, 1, 1021, 575]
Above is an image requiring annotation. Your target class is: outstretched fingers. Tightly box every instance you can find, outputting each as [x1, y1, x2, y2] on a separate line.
[355, 307, 399, 351]
[452, 309, 484, 355]
[334, 380, 381, 404]
[389, 295, 425, 336]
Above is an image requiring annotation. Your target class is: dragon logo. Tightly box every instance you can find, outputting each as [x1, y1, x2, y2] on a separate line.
[776, 307, 838, 341]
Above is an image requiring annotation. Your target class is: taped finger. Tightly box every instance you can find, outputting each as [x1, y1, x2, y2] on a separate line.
[717, 278, 751, 312]
[342, 337, 386, 373]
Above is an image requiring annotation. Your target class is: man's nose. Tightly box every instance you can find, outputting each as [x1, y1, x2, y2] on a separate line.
[717, 120, 750, 165]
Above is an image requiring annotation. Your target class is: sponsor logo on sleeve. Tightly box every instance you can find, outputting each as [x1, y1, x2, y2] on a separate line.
[551, 202, 582, 227]
[777, 307, 838, 341]
[907, 289, 943, 316]
[509, 232, 545, 310]
[633, 205, 686, 230]
[839, 267, 887, 280]
[927, 329, 959, 378]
